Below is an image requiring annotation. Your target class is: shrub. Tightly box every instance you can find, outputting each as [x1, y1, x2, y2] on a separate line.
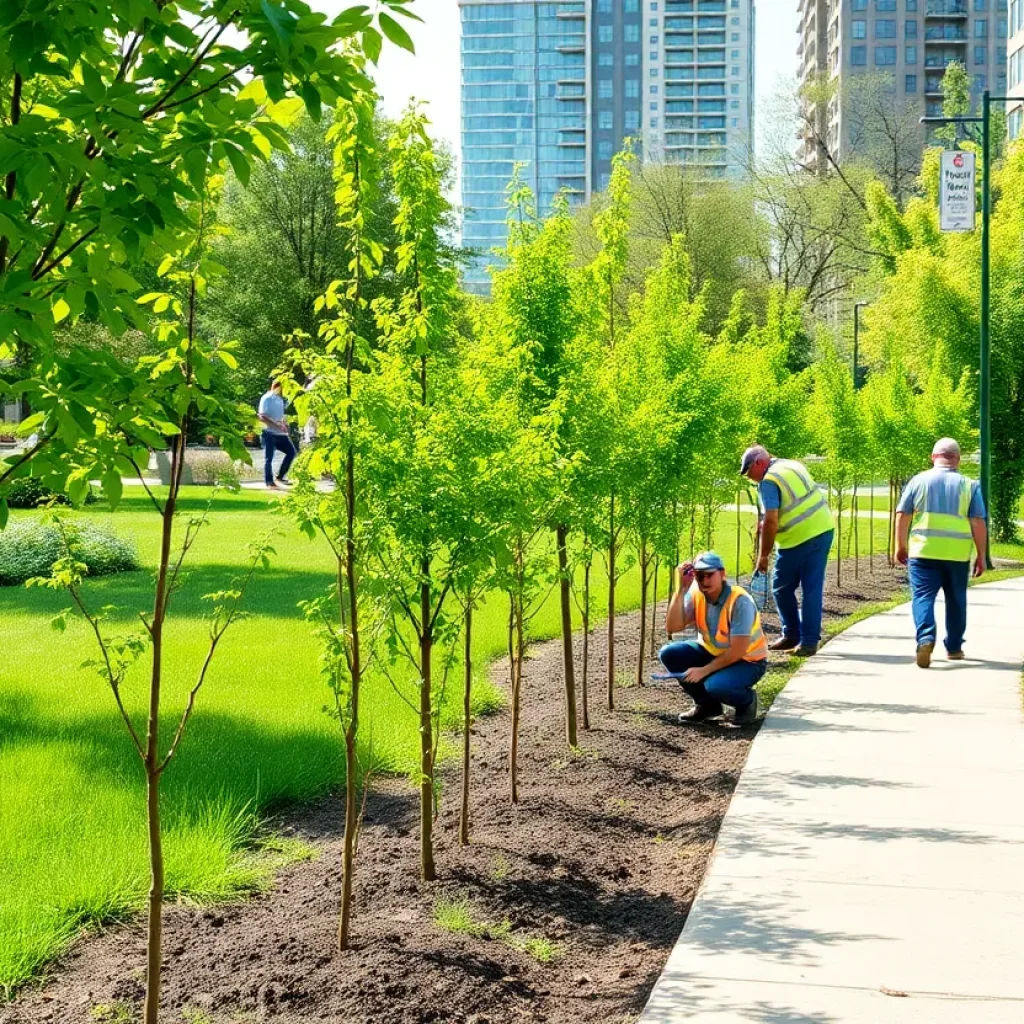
[3, 477, 99, 508]
[0, 519, 141, 586]
[3, 478, 71, 509]
[187, 452, 242, 488]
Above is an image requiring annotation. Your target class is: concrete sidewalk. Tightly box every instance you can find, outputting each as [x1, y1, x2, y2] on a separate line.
[640, 576, 1024, 1023]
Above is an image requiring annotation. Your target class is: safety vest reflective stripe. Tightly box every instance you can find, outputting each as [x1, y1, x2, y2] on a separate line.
[692, 584, 768, 662]
[764, 460, 834, 549]
[908, 479, 974, 561]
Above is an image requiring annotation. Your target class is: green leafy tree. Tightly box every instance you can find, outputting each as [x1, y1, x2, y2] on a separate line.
[362, 104, 463, 881]
[0, 0, 417, 502]
[284, 89, 382, 951]
[26, 192, 269, 1024]
[809, 333, 867, 586]
[588, 146, 635, 711]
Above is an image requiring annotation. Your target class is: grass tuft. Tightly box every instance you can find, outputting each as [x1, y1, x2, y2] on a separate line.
[432, 895, 561, 963]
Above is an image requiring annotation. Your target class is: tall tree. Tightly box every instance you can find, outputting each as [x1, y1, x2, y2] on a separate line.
[285, 89, 382, 951]
[0, 0, 417, 501]
[364, 104, 463, 881]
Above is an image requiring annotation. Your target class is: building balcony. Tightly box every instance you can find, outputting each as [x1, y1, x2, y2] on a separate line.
[925, 28, 967, 40]
[925, 1, 968, 15]
[556, 43, 585, 53]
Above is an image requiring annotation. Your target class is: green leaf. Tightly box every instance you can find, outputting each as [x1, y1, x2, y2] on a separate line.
[299, 81, 322, 122]
[103, 470, 123, 509]
[224, 143, 251, 186]
[261, 0, 297, 54]
[378, 12, 414, 53]
[362, 26, 382, 64]
[52, 298, 71, 323]
[80, 61, 105, 103]
[0, 498, 7, 531]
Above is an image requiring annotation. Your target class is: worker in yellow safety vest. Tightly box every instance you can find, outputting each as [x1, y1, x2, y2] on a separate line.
[741, 445, 835, 658]
[659, 551, 768, 726]
[895, 437, 988, 668]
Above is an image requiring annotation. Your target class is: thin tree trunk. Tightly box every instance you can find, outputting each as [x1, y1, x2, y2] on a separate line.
[869, 478, 875, 570]
[735, 487, 742, 578]
[459, 603, 472, 846]
[688, 505, 696, 560]
[884, 479, 892, 569]
[607, 495, 616, 712]
[636, 536, 648, 688]
[144, 765, 163, 1024]
[419, 560, 435, 882]
[555, 524, 577, 747]
[853, 482, 859, 580]
[837, 494, 843, 590]
[338, 275, 362, 949]
[649, 556, 659, 660]
[143, 438, 182, 1024]
[581, 559, 591, 731]
[510, 589, 523, 804]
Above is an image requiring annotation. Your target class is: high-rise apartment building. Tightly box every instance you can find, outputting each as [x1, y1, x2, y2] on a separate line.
[1009, 0, 1024, 136]
[798, 0, 1008, 165]
[460, 0, 756, 293]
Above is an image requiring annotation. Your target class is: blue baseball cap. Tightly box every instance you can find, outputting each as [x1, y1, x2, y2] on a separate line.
[693, 551, 725, 572]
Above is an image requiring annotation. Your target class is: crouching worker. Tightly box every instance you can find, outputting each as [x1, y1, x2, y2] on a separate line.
[659, 551, 768, 726]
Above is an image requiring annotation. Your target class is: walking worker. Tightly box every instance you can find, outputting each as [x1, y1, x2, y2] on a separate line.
[659, 552, 768, 726]
[895, 437, 987, 668]
[741, 445, 835, 657]
[257, 379, 296, 490]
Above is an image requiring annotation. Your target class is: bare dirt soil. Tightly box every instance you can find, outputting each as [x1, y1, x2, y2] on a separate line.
[2, 556, 907, 1024]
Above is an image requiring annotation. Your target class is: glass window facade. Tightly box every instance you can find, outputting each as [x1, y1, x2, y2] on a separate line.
[461, 0, 754, 290]
[460, 2, 588, 293]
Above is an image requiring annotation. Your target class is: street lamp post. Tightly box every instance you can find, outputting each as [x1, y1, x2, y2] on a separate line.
[921, 90, 1024, 566]
[853, 301, 868, 391]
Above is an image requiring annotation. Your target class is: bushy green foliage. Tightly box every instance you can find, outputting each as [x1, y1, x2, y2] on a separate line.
[0, 518, 139, 586]
[3, 477, 71, 509]
[862, 140, 1024, 539]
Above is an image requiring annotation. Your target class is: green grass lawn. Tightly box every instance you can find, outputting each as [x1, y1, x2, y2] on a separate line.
[0, 487, 990, 994]
[2, 487, 666, 994]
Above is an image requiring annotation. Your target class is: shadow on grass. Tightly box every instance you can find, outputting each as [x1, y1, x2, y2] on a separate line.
[0, 685, 346, 816]
[0, 564, 336, 622]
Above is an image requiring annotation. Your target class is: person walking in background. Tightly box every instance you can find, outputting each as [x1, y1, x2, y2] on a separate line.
[895, 437, 987, 668]
[741, 445, 835, 657]
[257, 379, 296, 490]
[659, 552, 768, 726]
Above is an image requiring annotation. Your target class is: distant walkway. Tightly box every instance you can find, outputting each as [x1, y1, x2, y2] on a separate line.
[641, 576, 1024, 1023]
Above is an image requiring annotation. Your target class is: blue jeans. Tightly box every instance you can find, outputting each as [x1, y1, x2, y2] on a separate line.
[262, 430, 296, 485]
[909, 558, 970, 653]
[658, 640, 767, 709]
[773, 529, 834, 646]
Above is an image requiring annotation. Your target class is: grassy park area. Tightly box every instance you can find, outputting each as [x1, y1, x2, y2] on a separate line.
[0, 485, 928, 992]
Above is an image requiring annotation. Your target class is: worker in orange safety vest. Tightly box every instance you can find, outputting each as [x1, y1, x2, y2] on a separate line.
[658, 551, 768, 727]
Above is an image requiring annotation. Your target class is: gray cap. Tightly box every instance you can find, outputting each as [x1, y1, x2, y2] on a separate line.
[740, 445, 770, 475]
[932, 437, 961, 458]
[693, 551, 726, 571]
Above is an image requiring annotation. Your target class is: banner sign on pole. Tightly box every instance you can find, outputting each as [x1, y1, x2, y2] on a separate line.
[939, 150, 977, 232]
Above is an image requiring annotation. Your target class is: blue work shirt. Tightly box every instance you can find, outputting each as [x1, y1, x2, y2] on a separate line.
[258, 391, 289, 435]
[684, 582, 757, 638]
[757, 458, 782, 512]
[897, 467, 986, 520]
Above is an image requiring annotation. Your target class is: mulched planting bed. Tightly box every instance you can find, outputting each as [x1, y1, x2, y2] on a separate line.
[2, 556, 907, 1024]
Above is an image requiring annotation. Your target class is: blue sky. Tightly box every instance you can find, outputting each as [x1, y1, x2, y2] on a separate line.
[328, 0, 800, 166]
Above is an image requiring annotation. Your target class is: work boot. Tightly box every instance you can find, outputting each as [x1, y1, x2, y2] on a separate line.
[678, 681, 724, 724]
[916, 642, 935, 668]
[793, 643, 819, 658]
[947, 651, 965, 661]
[678, 702, 725, 724]
[769, 636, 800, 652]
[730, 691, 761, 727]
